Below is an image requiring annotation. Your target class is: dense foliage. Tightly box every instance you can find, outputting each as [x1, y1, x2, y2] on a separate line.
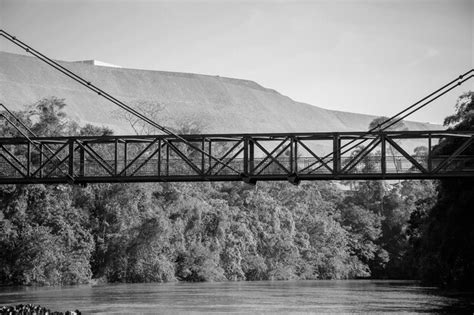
[406, 92, 474, 289]
[1, 95, 470, 288]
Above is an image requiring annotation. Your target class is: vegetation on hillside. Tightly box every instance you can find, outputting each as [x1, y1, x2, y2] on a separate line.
[0, 94, 472, 289]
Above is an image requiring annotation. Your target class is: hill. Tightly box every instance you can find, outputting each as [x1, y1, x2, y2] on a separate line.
[0, 51, 440, 135]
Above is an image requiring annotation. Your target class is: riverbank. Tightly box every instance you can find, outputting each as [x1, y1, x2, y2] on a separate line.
[0, 304, 81, 314]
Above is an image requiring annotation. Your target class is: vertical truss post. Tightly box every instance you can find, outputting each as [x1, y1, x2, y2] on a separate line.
[333, 133, 340, 175]
[294, 137, 298, 174]
[428, 132, 432, 172]
[114, 139, 118, 176]
[208, 139, 212, 172]
[79, 144, 85, 177]
[381, 133, 386, 175]
[201, 138, 205, 174]
[26, 141, 31, 177]
[39, 143, 43, 178]
[243, 136, 249, 175]
[166, 141, 169, 176]
[158, 139, 161, 177]
[68, 139, 74, 178]
[242, 136, 256, 184]
[287, 136, 300, 185]
[290, 137, 294, 173]
[249, 138, 255, 175]
[123, 140, 128, 176]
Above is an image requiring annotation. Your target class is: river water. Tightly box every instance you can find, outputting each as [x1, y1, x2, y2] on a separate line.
[1, 280, 473, 314]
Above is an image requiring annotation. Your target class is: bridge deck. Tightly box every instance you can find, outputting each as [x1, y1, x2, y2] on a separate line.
[0, 130, 473, 184]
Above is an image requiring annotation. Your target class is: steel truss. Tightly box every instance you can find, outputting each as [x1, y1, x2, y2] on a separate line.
[0, 130, 473, 185]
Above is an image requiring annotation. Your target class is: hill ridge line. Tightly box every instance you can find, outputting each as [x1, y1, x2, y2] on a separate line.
[0, 51, 440, 135]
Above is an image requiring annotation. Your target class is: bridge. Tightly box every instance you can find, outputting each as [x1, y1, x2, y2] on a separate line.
[0, 130, 473, 185]
[0, 29, 473, 185]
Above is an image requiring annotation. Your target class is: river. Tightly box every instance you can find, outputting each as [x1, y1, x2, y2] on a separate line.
[1, 280, 473, 313]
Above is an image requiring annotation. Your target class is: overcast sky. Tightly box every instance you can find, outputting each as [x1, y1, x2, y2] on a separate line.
[1, 0, 473, 124]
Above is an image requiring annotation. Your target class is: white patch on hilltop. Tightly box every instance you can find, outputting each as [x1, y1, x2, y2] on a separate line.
[73, 60, 122, 68]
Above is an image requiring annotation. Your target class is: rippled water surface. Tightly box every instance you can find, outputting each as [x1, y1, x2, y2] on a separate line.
[1, 280, 473, 313]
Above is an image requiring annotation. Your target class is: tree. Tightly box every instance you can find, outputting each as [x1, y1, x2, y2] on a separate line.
[29, 97, 71, 136]
[412, 91, 474, 289]
[443, 92, 474, 128]
[3, 96, 451, 286]
[0, 98, 95, 285]
[112, 100, 167, 135]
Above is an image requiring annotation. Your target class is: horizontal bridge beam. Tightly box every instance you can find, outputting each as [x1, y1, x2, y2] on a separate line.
[0, 130, 473, 184]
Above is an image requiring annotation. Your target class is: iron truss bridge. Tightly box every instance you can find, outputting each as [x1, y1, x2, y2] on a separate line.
[0, 130, 473, 185]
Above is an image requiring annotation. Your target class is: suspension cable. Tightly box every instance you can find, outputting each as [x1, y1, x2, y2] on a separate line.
[381, 73, 473, 131]
[302, 70, 473, 174]
[0, 103, 74, 180]
[0, 109, 33, 140]
[0, 29, 239, 174]
[1, 103, 36, 137]
[372, 69, 473, 131]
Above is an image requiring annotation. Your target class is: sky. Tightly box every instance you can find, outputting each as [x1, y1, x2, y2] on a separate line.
[1, 0, 473, 124]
